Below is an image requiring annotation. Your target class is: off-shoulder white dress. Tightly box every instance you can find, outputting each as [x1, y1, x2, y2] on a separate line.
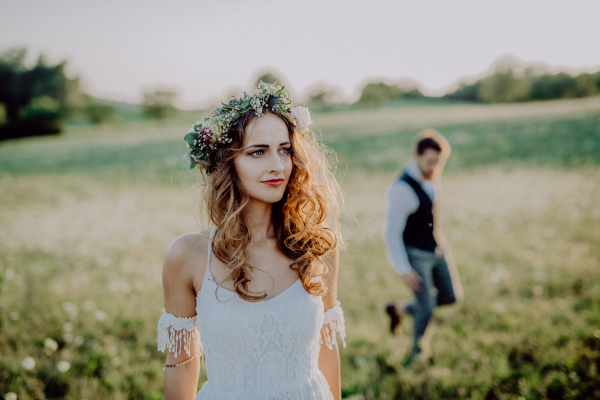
[158, 227, 346, 400]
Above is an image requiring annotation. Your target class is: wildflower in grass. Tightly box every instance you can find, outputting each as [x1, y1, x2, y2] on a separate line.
[82, 300, 95, 310]
[532, 286, 543, 296]
[5, 393, 17, 400]
[457, 387, 466, 395]
[62, 302, 79, 318]
[74, 335, 85, 346]
[470, 351, 480, 359]
[44, 338, 58, 352]
[63, 322, 73, 332]
[594, 330, 600, 338]
[21, 357, 35, 370]
[9, 311, 19, 320]
[95, 310, 107, 321]
[57, 360, 71, 373]
[442, 368, 451, 376]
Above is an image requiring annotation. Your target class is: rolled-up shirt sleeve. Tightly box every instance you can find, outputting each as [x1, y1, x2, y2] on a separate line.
[383, 181, 419, 276]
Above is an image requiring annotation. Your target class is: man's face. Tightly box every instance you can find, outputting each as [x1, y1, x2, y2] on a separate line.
[415, 148, 440, 179]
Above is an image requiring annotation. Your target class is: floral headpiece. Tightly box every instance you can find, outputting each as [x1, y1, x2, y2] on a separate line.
[181, 82, 313, 170]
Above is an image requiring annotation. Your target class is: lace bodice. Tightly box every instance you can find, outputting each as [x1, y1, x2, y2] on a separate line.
[158, 227, 346, 399]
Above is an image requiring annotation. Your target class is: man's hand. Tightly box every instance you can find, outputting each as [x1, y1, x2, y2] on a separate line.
[403, 269, 422, 292]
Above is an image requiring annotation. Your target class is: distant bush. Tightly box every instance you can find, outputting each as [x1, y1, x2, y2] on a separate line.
[355, 80, 424, 108]
[82, 96, 118, 125]
[141, 90, 177, 120]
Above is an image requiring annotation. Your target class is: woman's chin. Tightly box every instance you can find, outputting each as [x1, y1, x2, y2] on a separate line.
[248, 192, 286, 205]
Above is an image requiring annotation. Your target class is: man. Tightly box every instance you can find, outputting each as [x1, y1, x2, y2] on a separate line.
[384, 130, 461, 366]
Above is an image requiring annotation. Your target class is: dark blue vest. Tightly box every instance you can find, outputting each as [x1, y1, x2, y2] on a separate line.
[400, 172, 437, 252]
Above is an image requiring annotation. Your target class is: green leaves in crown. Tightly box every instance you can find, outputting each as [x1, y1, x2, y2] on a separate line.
[181, 82, 292, 170]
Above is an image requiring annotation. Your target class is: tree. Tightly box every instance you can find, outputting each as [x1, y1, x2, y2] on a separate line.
[142, 89, 177, 120]
[357, 82, 403, 107]
[0, 48, 78, 140]
[477, 67, 531, 103]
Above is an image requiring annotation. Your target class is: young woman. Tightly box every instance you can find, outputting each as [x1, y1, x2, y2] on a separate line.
[157, 83, 346, 399]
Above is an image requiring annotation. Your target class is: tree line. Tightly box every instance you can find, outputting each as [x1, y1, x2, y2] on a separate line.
[2, 50, 600, 141]
[445, 65, 600, 103]
[0, 48, 177, 141]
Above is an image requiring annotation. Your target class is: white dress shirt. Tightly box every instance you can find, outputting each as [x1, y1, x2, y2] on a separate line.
[383, 159, 437, 275]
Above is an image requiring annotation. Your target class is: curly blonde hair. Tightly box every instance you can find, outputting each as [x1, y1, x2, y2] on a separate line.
[196, 108, 341, 302]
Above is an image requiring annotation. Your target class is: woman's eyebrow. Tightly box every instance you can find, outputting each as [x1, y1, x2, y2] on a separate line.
[244, 141, 291, 150]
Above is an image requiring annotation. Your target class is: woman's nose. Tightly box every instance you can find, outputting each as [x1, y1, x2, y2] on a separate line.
[269, 152, 284, 173]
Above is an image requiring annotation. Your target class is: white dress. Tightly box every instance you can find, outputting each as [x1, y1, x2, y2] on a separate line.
[158, 227, 346, 400]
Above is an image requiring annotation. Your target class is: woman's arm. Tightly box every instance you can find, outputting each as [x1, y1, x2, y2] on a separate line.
[318, 247, 342, 400]
[161, 236, 203, 400]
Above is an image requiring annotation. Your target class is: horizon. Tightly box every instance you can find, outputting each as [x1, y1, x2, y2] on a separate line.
[2, 0, 600, 109]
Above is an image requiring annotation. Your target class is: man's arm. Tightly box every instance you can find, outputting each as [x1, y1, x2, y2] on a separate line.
[433, 200, 464, 302]
[383, 182, 417, 276]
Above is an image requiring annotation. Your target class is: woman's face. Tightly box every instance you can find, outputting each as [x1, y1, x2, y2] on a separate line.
[233, 113, 293, 205]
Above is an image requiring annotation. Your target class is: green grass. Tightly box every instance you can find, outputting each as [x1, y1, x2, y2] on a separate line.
[1, 97, 600, 399]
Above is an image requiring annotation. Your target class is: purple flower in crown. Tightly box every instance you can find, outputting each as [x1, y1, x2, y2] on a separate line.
[198, 128, 213, 145]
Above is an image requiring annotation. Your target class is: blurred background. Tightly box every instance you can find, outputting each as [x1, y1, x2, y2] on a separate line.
[1, 1, 599, 399]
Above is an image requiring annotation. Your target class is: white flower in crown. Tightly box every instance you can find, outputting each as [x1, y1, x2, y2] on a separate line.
[291, 106, 312, 134]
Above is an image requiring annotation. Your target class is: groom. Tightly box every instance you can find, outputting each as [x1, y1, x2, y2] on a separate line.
[384, 131, 460, 366]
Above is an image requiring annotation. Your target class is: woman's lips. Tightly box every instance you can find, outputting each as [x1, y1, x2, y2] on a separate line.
[261, 179, 284, 187]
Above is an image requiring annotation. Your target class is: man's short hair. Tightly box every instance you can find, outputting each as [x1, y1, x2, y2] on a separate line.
[416, 137, 442, 155]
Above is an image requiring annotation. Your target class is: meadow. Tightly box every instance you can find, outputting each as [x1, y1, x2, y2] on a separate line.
[1, 97, 600, 399]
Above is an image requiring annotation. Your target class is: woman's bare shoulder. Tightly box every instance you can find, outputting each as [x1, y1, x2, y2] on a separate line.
[163, 228, 211, 278]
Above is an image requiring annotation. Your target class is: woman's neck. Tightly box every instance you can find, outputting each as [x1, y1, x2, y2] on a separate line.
[244, 199, 275, 244]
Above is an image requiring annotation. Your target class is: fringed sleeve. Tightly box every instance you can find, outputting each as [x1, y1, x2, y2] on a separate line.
[320, 300, 347, 350]
[157, 308, 202, 359]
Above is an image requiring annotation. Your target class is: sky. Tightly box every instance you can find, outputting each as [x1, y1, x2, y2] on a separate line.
[2, 0, 600, 109]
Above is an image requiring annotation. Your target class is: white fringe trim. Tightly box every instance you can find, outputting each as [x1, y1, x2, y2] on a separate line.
[157, 309, 202, 359]
[320, 301, 347, 350]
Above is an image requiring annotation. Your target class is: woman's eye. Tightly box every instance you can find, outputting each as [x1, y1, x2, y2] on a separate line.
[280, 147, 292, 155]
[250, 150, 264, 156]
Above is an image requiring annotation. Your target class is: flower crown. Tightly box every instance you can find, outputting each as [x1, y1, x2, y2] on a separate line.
[181, 82, 313, 170]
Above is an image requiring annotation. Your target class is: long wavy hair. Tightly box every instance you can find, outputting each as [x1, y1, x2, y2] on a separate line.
[196, 108, 341, 302]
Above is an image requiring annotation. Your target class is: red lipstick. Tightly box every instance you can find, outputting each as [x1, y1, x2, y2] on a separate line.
[261, 179, 284, 187]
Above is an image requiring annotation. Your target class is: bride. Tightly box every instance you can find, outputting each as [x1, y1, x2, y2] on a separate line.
[157, 82, 346, 399]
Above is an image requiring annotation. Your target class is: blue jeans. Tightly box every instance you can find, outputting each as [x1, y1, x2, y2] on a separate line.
[404, 246, 456, 353]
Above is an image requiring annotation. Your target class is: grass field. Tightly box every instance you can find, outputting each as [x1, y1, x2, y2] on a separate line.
[1, 97, 600, 399]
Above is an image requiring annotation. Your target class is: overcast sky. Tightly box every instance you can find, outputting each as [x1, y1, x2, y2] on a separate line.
[2, 0, 599, 108]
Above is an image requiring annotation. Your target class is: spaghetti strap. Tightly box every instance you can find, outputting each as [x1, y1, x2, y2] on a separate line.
[206, 226, 216, 281]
